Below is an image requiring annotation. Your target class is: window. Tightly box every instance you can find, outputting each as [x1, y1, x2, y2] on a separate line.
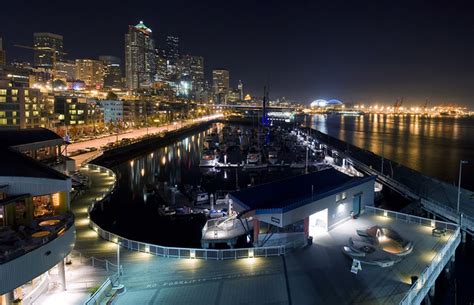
[0, 89, 6, 95]
[0, 119, 7, 125]
[0, 97, 5, 103]
[0, 111, 4, 117]
[11, 89, 18, 96]
[336, 192, 347, 202]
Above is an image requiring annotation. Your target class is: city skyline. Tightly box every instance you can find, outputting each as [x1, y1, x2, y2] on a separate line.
[1, 1, 474, 106]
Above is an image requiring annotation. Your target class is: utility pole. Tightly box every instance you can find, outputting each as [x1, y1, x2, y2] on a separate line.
[457, 160, 468, 215]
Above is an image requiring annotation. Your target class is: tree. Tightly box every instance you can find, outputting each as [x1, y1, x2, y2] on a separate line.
[106, 91, 118, 100]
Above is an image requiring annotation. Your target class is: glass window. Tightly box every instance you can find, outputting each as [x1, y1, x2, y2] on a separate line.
[11, 89, 18, 95]
[33, 195, 54, 217]
[0, 97, 5, 103]
[0, 118, 6, 125]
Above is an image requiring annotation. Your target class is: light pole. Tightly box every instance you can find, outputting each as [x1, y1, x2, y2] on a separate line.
[116, 241, 121, 283]
[456, 160, 468, 215]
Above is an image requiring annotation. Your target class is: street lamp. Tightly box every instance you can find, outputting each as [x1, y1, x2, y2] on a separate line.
[456, 160, 469, 215]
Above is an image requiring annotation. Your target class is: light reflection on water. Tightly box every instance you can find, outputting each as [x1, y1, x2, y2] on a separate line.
[310, 114, 474, 189]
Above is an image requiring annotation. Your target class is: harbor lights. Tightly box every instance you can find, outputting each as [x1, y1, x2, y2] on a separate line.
[456, 160, 468, 215]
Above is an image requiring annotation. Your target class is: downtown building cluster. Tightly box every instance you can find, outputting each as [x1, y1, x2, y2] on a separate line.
[0, 22, 247, 138]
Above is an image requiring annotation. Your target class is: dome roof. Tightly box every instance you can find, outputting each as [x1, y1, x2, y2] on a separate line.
[310, 98, 343, 107]
[327, 99, 343, 105]
[135, 21, 152, 33]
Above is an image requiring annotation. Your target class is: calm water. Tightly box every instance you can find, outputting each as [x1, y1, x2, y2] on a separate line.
[310, 114, 474, 190]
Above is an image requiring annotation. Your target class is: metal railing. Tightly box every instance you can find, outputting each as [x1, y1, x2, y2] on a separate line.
[84, 163, 289, 260]
[89, 220, 286, 260]
[364, 206, 461, 305]
[83, 273, 119, 305]
[365, 206, 459, 231]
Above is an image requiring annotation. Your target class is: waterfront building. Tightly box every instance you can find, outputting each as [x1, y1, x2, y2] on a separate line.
[33, 33, 63, 68]
[54, 96, 102, 126]
[99, 56, 122, 88]
[0, 38, 6, 66]
[55, 60, 76, 82]
[101, 100, 124, 123]
[75, 59, 104, 89]
[0, 80, 45, 129]
[212, 69, 229, 104]
[0, 129, 75, 304]
[223, 168, 375, 247]
[125, 21, 156, 90]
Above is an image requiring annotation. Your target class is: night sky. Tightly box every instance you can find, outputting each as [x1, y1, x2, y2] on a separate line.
[1, 0, 474, 106]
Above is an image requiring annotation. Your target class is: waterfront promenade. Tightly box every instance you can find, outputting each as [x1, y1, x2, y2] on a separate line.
[71, 165, 289, 305]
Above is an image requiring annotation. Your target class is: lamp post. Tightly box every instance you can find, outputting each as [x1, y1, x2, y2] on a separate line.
[456, 160, 468, 215]
[116, 241, 121, 284]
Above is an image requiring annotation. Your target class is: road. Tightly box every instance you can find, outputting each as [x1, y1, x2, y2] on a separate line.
[66, 114, 223, 155]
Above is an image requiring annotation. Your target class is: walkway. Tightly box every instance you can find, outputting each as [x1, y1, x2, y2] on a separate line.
[72, 165, 289, 305]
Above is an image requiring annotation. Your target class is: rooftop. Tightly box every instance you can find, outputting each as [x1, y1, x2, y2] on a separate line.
[0, 128, 64, 148]
[285, 212, 457, 304]
[0, 148, 69, 180]
[230, 168, 374, 212]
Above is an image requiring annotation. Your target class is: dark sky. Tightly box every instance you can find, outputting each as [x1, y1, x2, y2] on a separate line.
[1, 0, 474, 106]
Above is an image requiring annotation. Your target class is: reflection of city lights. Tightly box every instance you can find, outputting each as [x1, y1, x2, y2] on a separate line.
[177, 148, 181, 158]
[141, 168, 145, 176]
[130, 160, 134, 167]
[161, 156, 166, 165]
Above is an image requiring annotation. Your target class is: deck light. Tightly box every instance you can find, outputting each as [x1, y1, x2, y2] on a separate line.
[383, 210, 388, 217]
[190, 249, 196, 259]
[249, 249, 254, 258]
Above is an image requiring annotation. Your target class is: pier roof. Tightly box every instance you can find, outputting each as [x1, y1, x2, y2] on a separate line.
[230, 168, 375, 213]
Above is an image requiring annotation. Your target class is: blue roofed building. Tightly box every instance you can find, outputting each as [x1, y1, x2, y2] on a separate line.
[229, 168, 375, 245]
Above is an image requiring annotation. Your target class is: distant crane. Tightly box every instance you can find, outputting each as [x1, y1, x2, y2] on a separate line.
[393, 98, 404, 113]
[14, 44, 68, 81]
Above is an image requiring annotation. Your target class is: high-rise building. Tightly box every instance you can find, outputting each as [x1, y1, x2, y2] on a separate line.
[155, 49, 168, 82]
[178, 55, 204, 95]
[238, 80, 244, 101]
[55, 60, 76, 82]
[212, 70, 229, 93]
[33, 32, 63, 68]
[99, 56, 122, 88]
[0, 38, 6, 66]
[125, 21, 156, 90]
[164, 36, 179, 65]
[75, 59, 104, 89]
[212, 70, 230, 104]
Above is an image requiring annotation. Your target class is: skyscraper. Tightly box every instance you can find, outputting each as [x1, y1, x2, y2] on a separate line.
[212, 69, 230, 104]
[125, 21, 156, 90]
[178, 55, 204, 94]
[164, 36, 179, 65]
[33, 32, 63, 68]
[0, 38, 6, 66]
[238, 80, 244, 101]
[75, 59, 104, 89]
[99, 56, 122, 88]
